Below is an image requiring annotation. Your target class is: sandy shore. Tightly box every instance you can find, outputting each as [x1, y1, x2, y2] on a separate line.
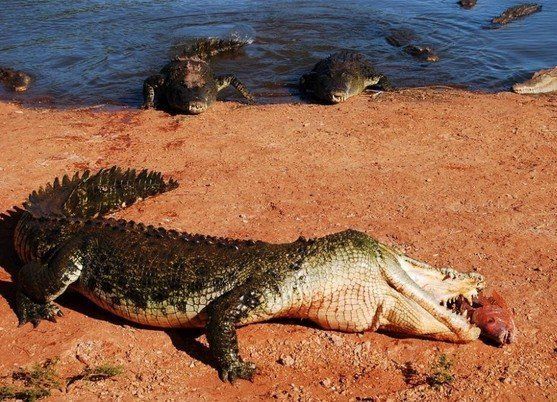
[0, 89, 556, 400]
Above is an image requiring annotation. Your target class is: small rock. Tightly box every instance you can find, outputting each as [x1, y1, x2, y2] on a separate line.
[277, 355, 295, 366]
[328, 333, 345, 347]
[320, 378, 333, 388]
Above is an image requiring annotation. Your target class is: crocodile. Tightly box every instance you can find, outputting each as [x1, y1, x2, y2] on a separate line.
[488, 3, 541, 28]
[12, 167, 491, 382]
[459, 0, 477, 9]
[512, 67, 557, 94]
[0, 67, 32, 92]
[299, 50, 391, 104]
[142, 38, 254, 114]
[385, 29, 439, 63]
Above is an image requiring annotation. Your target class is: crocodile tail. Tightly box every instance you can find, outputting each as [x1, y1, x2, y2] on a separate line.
[24, 167, 179, 219]
[175, 37, 251, 60]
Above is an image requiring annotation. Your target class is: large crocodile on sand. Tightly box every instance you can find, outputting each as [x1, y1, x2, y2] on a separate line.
[142, 38, 254, 114]
[512, 67, 557, 94]
[300, 50, 391, 104]
[12, 167, 511, 382]
[0, 67, 32, 92]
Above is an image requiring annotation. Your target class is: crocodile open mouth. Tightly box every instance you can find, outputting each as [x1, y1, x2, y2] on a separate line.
[436, 292, 479, 328]
[441, 293, 477, 321]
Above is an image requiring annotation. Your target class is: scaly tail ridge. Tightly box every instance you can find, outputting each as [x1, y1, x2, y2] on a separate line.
[175, 37, 251, 60]
[24, 167, 179, 219]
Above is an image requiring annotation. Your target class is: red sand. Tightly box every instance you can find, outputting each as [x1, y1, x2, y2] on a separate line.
[0, 89, 556, 400]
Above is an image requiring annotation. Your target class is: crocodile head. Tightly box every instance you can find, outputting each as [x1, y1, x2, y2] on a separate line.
[377, 245, 487, 343]
[312, 71, 368, 104]
[1, 70, 32, 92]
[166, 84, 217, 115]
[165, 59, 218, 114]
[512, 67, 557, 94]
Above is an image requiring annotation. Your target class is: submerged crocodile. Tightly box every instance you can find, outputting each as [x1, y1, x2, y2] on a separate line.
[300, 50, 391, 104]
[459, 0, 477, 9]
[0, 67, 32, 92]
[385, 29, 439, 63]
[512, 67, 557, 94]
[488, 3, 541, 28]
[142, 38, 254, 114]
[13, 167, 506, 382]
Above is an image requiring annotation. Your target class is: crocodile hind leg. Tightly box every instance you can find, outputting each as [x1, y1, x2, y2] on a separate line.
[142, 74, 165, 109]
[216, 75, 255, 103]
[15, 238, 86, 327]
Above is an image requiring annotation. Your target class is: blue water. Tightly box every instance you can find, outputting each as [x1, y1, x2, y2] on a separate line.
[0, 0, 555, 106]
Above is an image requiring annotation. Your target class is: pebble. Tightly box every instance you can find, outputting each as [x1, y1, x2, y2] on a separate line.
[277, 355, 295, 366]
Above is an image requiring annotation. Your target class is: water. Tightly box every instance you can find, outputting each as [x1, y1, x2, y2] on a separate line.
[0, 0, 555, 107]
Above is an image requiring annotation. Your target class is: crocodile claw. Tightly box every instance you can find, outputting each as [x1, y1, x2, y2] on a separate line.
[218, 360, 257, 383]
[16, 291, 63, 328]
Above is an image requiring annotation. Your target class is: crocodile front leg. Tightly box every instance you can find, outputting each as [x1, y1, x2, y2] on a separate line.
[366, 74, 392, 91]
[15, 238, 86, 327]
[142, 74, 165, 109]
[216, 75, 255, 103]
[299, 72, 317, 94]
[205, 273, 282, 382]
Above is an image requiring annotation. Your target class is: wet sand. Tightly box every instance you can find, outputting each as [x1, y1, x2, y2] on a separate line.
[0, 89, 556, 400]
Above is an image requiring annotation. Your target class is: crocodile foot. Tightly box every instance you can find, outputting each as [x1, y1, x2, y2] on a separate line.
[15, 291, 63, 327]
[218, 360, 257, 383]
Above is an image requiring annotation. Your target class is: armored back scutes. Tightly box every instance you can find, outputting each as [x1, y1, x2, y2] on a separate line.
[174, 37, 252, 61]
[24, 167, 179, 219]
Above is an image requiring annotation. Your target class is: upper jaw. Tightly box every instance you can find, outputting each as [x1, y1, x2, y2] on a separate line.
[394, 253, 485, 336]
[399, 255, 485, 305]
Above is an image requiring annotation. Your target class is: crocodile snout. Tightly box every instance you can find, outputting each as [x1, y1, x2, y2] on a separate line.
[329, 92, 348, 104]
[186, 101, 209, 114]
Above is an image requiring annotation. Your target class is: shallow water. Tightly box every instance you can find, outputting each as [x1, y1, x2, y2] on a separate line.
[0, 0, 555, 107]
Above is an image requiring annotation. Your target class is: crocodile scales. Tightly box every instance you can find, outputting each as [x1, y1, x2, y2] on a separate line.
[13, 167, 485, 382]
[142, 37, 254, 114]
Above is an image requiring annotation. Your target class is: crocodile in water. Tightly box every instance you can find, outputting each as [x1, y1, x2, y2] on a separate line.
[0, 67, 32, 92]
[385, 29, 439, 63]
[487, 3, 541, 28]
[142, 38, 254, 114]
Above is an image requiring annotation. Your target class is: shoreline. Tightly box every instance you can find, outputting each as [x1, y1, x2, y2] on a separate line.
[0, 89, 556, 400]
[0, 84, 513, 112]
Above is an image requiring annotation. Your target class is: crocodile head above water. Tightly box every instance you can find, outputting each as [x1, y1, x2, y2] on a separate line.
[459, 0, 477, 9]
[512, 67, 557, 94]
[385, 29, 439, 63]
[0, 67, 32, 92]
[300, 50, 391, 104]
